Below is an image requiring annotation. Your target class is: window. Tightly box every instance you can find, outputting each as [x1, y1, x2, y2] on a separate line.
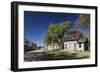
[79, 43, 81, 48]
[65, 44, 67, 48]
[74, 43, 76, 50]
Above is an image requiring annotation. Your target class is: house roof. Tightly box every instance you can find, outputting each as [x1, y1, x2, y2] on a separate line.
[78, 37, 86, 43]
[64, 31, 86, 42]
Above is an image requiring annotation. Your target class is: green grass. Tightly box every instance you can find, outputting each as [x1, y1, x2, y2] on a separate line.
[43, 50, 90, 60]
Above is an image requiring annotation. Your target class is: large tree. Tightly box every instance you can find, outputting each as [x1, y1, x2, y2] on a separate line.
[43, 24, 58, 50]
[43, 21, 71, 50]
[58, 21, 71, 49]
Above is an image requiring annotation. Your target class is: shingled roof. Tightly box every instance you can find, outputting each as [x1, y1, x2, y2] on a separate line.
[78, 37, 86, 43]
[64, 31, 86, 42]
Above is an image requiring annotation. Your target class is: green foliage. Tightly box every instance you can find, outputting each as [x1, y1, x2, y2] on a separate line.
[43, 32, 52, 45]
[68, 29, 80, 34]
[43, 21, 72, 49]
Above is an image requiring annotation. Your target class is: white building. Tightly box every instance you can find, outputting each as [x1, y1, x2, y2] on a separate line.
[44, 43, 60, 51]
[64, 32, 89, 52]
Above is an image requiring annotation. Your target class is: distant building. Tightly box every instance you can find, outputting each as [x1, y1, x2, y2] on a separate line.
[45, 43, 60, 50]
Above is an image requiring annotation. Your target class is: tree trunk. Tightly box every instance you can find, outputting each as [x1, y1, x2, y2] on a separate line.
[52, 42, 54, 52]
[47, 44, 48, 50]
[60, 37, 64, 50]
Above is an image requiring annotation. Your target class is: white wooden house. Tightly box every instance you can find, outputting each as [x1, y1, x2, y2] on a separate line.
[64, 32, 89, 51]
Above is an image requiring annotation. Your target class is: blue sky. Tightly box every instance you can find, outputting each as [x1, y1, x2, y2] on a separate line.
[24, 11, 90, 46]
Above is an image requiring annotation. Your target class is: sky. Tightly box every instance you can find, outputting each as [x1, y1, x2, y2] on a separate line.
[24, 11, 90, 46]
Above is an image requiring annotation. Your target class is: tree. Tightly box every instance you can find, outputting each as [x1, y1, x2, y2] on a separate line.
[67, 29, 80, 34]
[43, 24, 58, 50]
[43, 32, 52, 48]
[43, 21, 72, 50]
[24, 39, 37, 52]
[77, 14, 90, 28]
[58, 21, 72, 49]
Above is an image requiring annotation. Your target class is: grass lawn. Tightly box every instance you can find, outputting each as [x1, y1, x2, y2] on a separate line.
[43, 50, 90, 60]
